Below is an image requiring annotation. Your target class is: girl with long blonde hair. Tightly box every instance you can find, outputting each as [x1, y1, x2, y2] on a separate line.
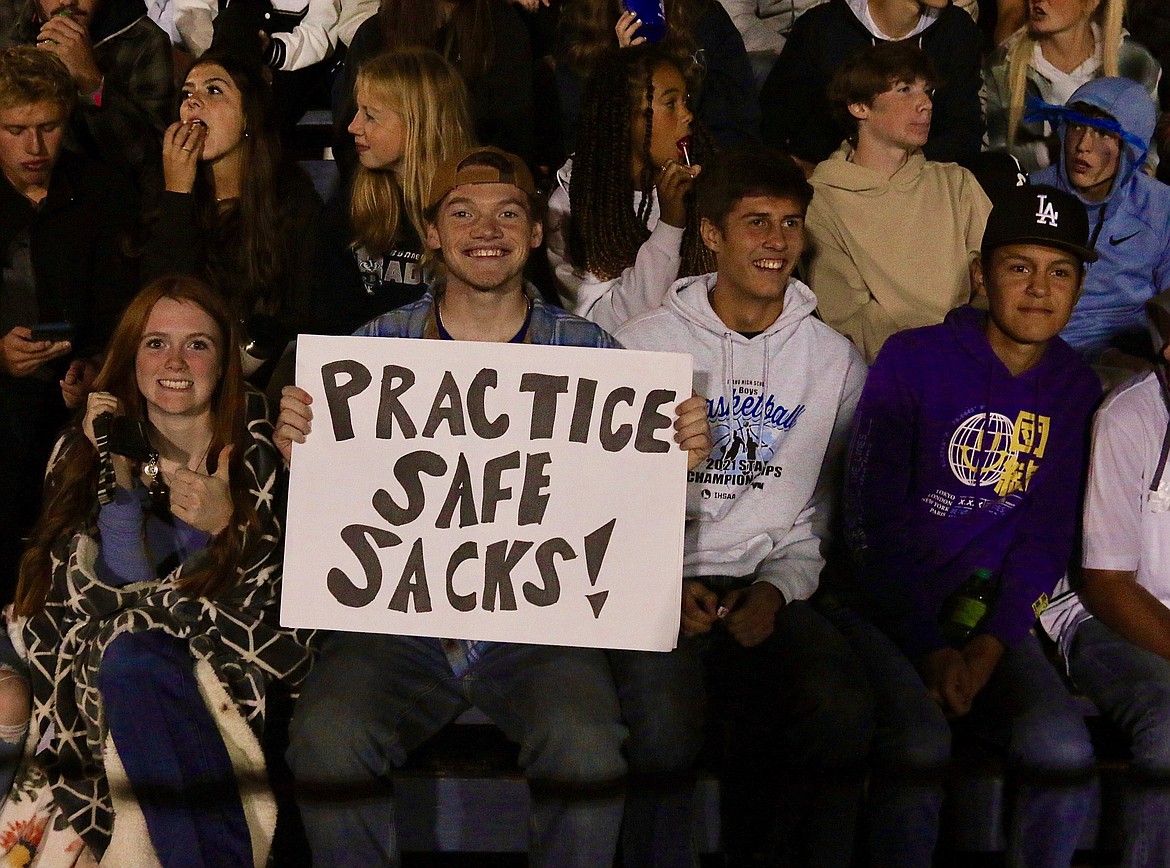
[983, 0, 1160, 172]
[335, 0, 533, 174]
[316, 48, 475, 333]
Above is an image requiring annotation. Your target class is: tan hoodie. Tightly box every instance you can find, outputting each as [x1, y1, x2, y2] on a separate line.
[805, 141, 991, 363]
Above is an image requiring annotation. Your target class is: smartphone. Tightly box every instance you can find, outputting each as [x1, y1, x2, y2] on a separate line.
[622, 0, 666, 43]
[29, 321, 75, 342]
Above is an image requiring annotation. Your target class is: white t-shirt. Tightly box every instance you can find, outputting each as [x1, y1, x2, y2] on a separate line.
[1041, 371, 1170, 661]
[1029, 24, 1104, 108]
[847, 0, 938, 41]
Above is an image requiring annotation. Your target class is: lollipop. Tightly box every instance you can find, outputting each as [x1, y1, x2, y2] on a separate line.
[676, 136, 692, 167]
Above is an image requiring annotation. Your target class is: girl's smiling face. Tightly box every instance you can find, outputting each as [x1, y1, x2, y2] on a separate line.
[135, 297, 224, 423]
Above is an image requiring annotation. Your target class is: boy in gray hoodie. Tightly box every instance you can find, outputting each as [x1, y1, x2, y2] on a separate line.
[610, 145, 871, 867]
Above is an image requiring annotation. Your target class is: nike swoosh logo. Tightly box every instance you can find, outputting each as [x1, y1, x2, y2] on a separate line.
[1109, 232, 1140, 245]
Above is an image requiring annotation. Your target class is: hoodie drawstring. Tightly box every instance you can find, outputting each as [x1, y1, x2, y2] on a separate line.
[1087, 205, 1107, 250]
[976, 375, 995, 490]
[759, 334, 772, 451]
[722, 330, 735, 459]
[974, 359, 1043, 497]
[719, 331, 775, 464]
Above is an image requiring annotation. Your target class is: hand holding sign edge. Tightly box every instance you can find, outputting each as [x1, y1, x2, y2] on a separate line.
[275, 385, 313, 467]
[674, 393, 711, 470]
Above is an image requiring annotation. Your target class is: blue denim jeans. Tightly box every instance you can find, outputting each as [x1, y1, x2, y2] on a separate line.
[286, 633, 628, 867]
[822, 603, 1094, 868]
[1069, 616, 1170, 868]
[608, 638, 705, 868]
[610, 597, 873, 868]
[99, 630, 251, 867]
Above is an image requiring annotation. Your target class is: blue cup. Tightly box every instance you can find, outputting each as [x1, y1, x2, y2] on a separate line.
[623, 0, 667, 43]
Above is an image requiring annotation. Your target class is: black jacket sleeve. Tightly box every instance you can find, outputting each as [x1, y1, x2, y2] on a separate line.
[694, 0, 760, 144]
[469, 1, 535, 166]
[921, 7, 984, 165]
[279, 169, 325, 332]
[758, 8, 839, 162]
[140, 190, 202, 286]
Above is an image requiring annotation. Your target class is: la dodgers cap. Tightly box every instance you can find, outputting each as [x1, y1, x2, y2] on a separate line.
[428, 146, 537, 211]
[980, 184, 1098, 263]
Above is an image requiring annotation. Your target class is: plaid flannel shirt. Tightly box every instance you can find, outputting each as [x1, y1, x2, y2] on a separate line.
[11, 5, 172, 181]
[354, 286, 622, 673]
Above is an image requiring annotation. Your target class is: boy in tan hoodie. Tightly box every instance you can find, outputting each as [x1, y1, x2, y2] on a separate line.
[805, 41, 991, 363]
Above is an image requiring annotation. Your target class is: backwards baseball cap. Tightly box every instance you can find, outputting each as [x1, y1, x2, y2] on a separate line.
[980, 183, 1098, 263]
[427, 146, 537, 211]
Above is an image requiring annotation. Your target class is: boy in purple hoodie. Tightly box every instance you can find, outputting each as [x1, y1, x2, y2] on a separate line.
[828, 183, 1103, 866]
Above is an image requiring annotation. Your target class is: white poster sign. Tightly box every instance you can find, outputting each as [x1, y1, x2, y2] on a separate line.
[281, 334, 691, 651]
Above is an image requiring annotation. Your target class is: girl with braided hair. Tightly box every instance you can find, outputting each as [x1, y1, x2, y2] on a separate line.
[546, 45, 715, 333]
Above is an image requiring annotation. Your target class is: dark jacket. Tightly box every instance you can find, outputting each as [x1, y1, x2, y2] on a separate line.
[12, 0, 173, 184]
[337, 0, 534, 175]
[1128, 0, 1170, 107]
[311, 186, 427, 335]
[759, 0, 982, 165]
[555, 0, 760, 153]
[0, 150, 139, 363]
[0, 149, 139, 601]
[140, 167, 324, 337]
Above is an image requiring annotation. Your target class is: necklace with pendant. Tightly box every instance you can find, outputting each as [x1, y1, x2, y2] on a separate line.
[142, 451, 170, 510]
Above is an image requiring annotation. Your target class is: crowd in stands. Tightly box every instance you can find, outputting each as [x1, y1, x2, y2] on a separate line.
[0, 0, 1166, 864]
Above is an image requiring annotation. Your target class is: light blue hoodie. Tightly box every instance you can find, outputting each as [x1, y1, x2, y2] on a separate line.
[1032, 77, 1170, 360]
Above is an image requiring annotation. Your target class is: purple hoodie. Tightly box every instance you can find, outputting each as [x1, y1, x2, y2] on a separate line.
[845, 305, 1100, 660]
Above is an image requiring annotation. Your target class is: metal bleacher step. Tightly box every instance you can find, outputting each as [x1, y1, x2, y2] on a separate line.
[392, 710, 722, 854]
[391, 705, 1132, 856]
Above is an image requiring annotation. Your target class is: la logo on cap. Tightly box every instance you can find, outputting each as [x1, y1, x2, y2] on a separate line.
[1035, 194, 1059, 228]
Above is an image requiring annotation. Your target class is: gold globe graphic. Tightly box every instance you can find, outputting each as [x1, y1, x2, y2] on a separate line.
[947, 412, 1015, 487]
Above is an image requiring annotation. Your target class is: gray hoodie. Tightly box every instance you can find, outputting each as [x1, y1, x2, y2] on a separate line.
[614, 273, 866, 602]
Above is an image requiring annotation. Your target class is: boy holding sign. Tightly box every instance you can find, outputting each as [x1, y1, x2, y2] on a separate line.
[612, 146, 872, 867]
[276, 146, 710, 868]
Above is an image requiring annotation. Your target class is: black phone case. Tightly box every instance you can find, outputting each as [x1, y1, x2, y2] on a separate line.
[95, 413, 154, 463]
[29, 322, 75, 341]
